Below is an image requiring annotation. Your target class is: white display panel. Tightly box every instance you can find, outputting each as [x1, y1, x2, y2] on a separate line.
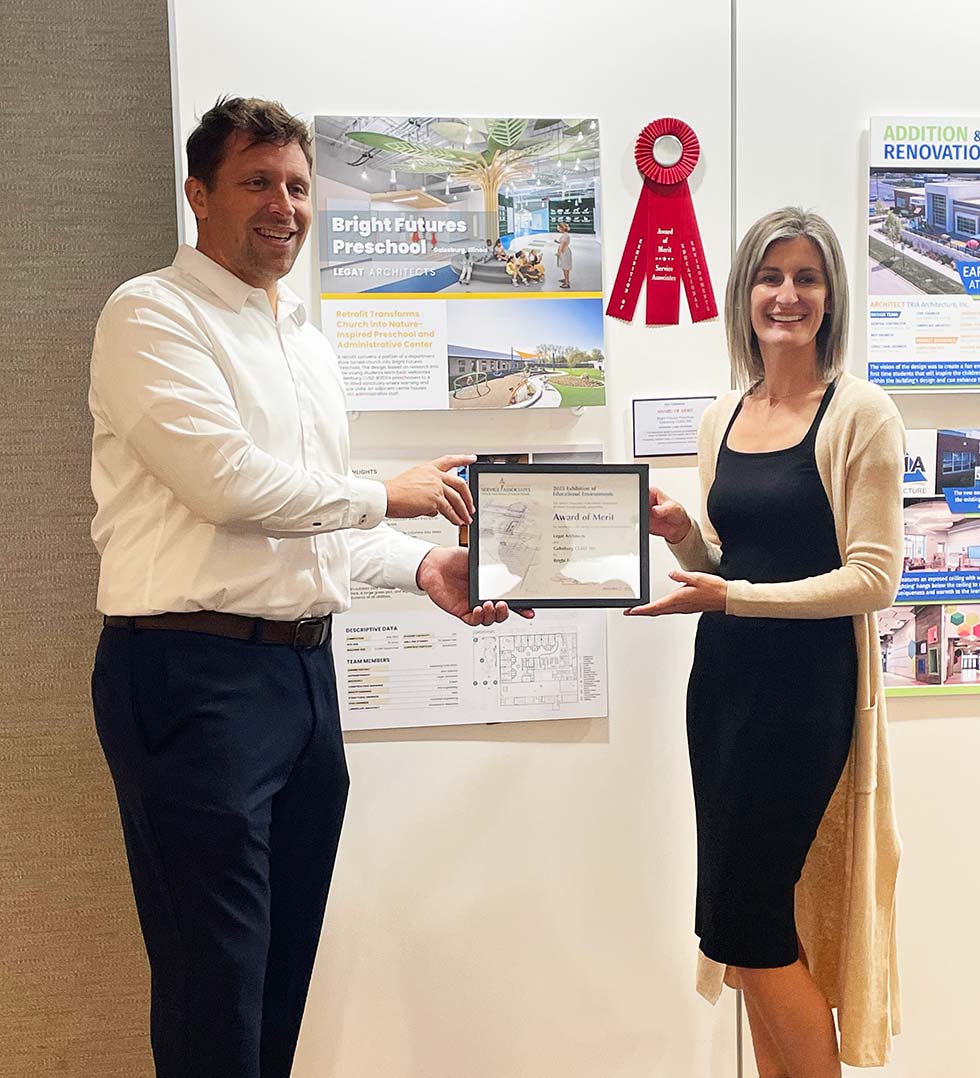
[336, 450, 609, 730]
[737, 3, 980, 1074]
[168, 2, 734, 1076]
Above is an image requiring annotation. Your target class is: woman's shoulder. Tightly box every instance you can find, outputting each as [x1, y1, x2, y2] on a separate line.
[702, 388, 742, 425]
[828, 371, 902, 430]
[697, 389, 743, 446]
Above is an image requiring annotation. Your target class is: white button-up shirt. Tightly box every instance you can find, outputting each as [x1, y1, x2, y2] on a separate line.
[90, 245, 432, 618]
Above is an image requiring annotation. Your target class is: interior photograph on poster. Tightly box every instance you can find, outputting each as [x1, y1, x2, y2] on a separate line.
[885, 427, 980, 695]
[334, 447, 607, 731]
[313, 116, 604, 412]
[867, 117, 980, 390]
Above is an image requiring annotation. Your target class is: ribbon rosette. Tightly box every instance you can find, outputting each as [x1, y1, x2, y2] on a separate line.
[606, 118, 717, 326]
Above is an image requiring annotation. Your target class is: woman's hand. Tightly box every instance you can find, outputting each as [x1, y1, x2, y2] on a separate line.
[648, 486, 692, 546]
[624, 570, 728, 617]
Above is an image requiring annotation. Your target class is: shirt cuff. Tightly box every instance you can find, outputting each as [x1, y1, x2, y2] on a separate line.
[384, 534, 436, 594]
[350, 477, 387, 530]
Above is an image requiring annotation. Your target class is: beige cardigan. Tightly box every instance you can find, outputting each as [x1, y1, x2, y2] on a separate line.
[670, 372, 904, 1067]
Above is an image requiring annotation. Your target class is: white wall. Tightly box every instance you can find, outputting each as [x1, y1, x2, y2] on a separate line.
[737, 1, 980, 1074]
[168, 1, 980, 1074]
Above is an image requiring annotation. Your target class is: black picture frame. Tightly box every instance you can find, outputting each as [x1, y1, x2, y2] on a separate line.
[467, 463, 649, 609]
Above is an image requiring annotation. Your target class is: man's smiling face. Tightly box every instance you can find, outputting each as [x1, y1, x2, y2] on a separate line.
[186, 131, 312, 290]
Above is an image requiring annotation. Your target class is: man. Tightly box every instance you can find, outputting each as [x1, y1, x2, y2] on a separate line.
[89, 96, 529, 1078]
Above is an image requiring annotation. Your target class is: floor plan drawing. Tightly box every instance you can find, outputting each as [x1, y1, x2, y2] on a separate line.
[497, 632, 580, 708]
[471, 634, 499, 696]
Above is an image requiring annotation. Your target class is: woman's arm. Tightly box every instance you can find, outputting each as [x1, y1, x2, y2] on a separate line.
[725, 415, 904, 618]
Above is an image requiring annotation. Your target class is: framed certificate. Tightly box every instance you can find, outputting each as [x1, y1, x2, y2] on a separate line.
[632, 395, 714, 457]
[468, 463, 650, 609]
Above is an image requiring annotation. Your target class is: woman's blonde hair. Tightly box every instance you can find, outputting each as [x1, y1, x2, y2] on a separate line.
[725, 207, 849, 389]
[557, 221, 570, 232]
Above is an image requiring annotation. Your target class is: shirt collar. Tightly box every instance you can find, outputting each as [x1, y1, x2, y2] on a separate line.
[173, 244, 307, 325]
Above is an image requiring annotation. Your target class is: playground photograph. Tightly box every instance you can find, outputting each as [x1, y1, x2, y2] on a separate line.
[445, 297, 605, 410]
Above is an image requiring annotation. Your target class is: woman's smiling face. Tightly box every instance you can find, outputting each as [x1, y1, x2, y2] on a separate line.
[749, 235, 831, 355]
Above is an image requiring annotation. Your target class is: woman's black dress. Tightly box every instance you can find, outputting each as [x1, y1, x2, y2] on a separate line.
[687, 381, 856, 969]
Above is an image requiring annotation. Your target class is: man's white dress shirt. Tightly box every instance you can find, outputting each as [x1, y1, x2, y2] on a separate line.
[90, 245, 432, 618]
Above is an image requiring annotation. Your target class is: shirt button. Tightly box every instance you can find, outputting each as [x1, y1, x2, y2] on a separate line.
[359, 514, 367, 525]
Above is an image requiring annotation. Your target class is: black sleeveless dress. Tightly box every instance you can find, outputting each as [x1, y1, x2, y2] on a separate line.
[687, 381, 856, 969]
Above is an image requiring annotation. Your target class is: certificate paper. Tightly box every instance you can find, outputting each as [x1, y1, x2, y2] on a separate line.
[632, 396, 714, 457]
[469, 464, 649, 608]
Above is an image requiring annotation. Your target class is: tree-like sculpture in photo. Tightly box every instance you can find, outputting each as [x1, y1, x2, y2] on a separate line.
[344, 119, 599, 243]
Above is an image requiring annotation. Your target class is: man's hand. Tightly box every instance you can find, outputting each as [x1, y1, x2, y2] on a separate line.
[416, 546, 535, 626]
[648, 486, 693, 546]
[385, 455, 476, 526]
[623, 570, 727, 617]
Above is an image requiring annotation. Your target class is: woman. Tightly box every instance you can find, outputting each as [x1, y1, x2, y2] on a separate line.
[626, 208, 903, 1074]
[555, 221, 572, 288]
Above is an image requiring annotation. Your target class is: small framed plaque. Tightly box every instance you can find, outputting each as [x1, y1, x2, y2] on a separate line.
[468, 463, 649, 609]
[632, 396, 714, 457]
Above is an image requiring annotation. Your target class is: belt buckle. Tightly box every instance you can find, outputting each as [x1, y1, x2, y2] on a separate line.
[293, 616, 329, 648]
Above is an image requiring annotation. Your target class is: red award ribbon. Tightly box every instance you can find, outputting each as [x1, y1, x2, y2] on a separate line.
[606, 118, 718, 326]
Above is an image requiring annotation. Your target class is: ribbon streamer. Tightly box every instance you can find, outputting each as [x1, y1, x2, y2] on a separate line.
[606, 118, 717, 326]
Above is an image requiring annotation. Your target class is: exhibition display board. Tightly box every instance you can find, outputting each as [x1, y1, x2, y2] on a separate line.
[315, 115, 605, 412]
[868, 117, 980, 389]
[334, 448, 609, 731]
[886, 426, 980, 696]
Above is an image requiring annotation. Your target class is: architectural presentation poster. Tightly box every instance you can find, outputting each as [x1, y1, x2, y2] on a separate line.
[868, 117, 980, 389]
[314, 116, 604, 411]
[881, 427, 980, 696]
[334, 448, 609, 731]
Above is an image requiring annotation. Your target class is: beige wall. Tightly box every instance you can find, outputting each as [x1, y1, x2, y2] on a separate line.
[0, 1, 176, 1074]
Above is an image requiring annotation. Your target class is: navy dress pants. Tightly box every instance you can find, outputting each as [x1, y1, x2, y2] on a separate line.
[92, 624, 349, 1078]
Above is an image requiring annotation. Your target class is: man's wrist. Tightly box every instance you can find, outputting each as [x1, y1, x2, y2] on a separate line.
[415, 547, 438, 592]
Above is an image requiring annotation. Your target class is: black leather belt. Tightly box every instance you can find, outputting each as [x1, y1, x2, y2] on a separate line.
[103, 611, 333, 648]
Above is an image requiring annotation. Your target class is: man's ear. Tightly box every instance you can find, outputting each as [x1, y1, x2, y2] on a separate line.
[184, 175, 208, 222]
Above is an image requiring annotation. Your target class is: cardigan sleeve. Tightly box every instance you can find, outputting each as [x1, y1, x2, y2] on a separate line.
[724, 415, 904, 618]
[668, 407, 724, 574]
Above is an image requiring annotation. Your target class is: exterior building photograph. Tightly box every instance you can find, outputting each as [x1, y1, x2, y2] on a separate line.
[868, 167, 980, 296]
[924, 180, 980, 239]
[446, 297, 605, 410]
[935, 428, 980, 489]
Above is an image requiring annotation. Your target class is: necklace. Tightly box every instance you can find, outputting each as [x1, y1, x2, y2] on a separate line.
[749, 383, 824, 404]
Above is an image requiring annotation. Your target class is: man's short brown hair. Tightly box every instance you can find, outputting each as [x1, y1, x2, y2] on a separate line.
[186, 96, 313, 189]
